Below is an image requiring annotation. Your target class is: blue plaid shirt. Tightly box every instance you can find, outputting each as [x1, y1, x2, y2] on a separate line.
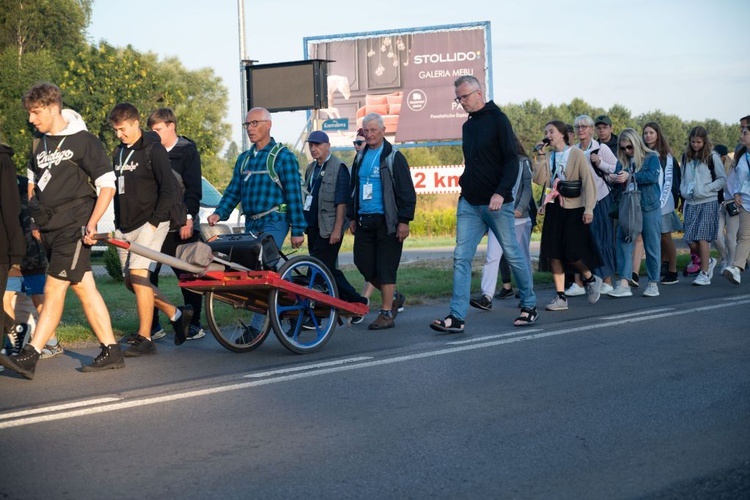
[215, 139, 306, 237]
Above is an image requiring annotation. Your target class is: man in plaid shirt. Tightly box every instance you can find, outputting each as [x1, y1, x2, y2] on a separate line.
[208, 107, 305, 249]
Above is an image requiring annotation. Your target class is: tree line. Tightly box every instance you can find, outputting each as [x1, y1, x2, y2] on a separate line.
[1, 1, 740, 189]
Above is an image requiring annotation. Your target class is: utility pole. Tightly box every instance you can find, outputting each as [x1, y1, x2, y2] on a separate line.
[238, 0, 249, 151]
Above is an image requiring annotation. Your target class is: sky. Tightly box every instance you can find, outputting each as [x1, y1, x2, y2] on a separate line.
[87, 0, 749, 151]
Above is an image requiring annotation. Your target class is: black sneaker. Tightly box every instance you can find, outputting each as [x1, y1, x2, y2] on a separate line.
[124, 335, 156, 357]
[469, 294, 493, 311]
[122, 323, 163, 344]
[0, 344, 40, 380]
[82, 344, 125, 372]
[350, 297, 369, 325]
[660, 271, 679, 285]
[494, 288, 514, 300]
[172, 305, 193, 346]
[391, 292, 406, 319]
[628, 272, 640, 288]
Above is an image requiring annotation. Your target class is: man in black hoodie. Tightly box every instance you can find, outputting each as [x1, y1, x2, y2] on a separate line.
[146, 108, 204, 340]
[430, 75, 537, 334]
[108, 103, 192, 357]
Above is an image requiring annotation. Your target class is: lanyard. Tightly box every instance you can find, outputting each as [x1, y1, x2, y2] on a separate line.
[309, 157, 328, 191]
[41, 136, 67, 164]
[365, 147, 382, 182]
[550, 147, 569, 181]
[118, 147, 135, 176]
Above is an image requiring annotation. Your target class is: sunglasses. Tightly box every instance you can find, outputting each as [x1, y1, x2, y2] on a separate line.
[353, 140, 364, 146]
[619, 145, 634, 152]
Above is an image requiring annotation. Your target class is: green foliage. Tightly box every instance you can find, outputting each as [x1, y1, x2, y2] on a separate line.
[410, 207, 456, 237]
[103, 246, 123, 282]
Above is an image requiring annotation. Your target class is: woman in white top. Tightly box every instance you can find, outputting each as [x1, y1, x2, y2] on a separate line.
[722, 124, 750, 284]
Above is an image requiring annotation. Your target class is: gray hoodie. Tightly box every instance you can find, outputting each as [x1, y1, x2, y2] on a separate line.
[680, 152, 726, 205]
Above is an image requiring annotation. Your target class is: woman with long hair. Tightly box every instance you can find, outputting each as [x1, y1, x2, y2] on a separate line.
[723, 124, 750, 284]
[680, 126, 726, 286]
[608, 129, 662, 297]
[533, 120, 601, 311]
[642, 121, 682, 284]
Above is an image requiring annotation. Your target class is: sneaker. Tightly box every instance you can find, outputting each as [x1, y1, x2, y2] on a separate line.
[643, 282, 660, 297]
[585, 275, 602, 304]
[660, 261, 668, 277]
[692, 271, 711, 286]
[123, 323, 164, 344]
[564, 283, 586, 297]
[599, 282, 614, 295]
[151, 324, 166, 341]
[171, 305, 193, 346]
[81, 344, 125, 372]
[391, 292, 406, 319]
[368, 312, 394, 330]
[350, 297, 369, 325]
[723, 265, 741, 285]
[7, 324, 25, 355]
[40, 343, 64, 359]
[628, 272, 640, 288]
[494, 287, 514, 300]
[608, 285, 633, 298]
[707, 257, 717, 280]
[661, 271, 679, 285]
[545, 295, 568, 311]
[0, 344, 40, 379]
[186, 324, 206, 340]
[469, 294, 493, 311]
[123, 335, 156, 357]
[393, 291, 405, 313]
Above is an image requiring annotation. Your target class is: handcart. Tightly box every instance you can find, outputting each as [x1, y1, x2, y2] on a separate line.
[95, 232, 368, 355]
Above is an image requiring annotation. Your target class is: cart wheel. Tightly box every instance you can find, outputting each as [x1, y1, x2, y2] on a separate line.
[269, 255, 338, 354]
[205, 291, 271, 353]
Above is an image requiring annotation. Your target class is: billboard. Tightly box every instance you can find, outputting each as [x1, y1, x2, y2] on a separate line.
[304, 22, 491, 148]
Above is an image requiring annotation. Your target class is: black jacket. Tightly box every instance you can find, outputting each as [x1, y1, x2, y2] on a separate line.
[112, 131, 178, 233]
[459, 101, 519, 205]
[168, 136, 202, 219]
[0, 145, 24, 266]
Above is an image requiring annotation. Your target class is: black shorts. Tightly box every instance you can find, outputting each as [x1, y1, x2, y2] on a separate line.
[353, 214, 403, 285]
[40, 225, 92, 283]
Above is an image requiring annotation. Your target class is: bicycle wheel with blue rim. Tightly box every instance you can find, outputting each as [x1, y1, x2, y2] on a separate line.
[269, 255, 338, 354]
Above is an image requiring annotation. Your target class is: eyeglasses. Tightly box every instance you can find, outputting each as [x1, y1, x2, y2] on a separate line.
[242, 120, 270, 128]
[353, 140, 364, 146]
[574, 125, 590, 130]
[619, 145, 634, 152]
[454, 89, 479, 103]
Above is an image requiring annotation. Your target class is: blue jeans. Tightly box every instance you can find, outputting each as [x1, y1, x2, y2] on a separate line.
[616, 207, 662, 283]
[250, 216, 290, 331]
[451, 198, 536, 319]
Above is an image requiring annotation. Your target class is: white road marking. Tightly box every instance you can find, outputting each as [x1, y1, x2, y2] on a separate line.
[0, 397, 122, 420]
[447, 329, 543, 345]
[243, 356, 374, 378]
[601, 308, 675, 320]
[2, 299, 748, 430]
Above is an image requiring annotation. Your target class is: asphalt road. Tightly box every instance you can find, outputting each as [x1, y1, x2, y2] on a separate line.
[1, 277, 749, 499]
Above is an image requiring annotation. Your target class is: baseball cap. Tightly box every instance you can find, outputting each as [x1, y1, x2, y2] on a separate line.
[594, 115, 612, 126]
[307, 130, 329, 144]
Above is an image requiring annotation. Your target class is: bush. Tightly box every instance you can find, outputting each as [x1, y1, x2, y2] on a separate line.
[103, 246, 123, 282]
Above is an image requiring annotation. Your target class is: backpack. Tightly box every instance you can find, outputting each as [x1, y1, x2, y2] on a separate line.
[240, 142, 287, 192]
[144, 141, 188, 230]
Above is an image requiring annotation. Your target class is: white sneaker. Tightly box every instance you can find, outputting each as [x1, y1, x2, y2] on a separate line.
[643, 282, 660, 297]
[599, 282, 614, 295]
[564, 283, 586, 297]
[723, 265, 741, 285]
[707, 257, 717, 280]
[692, 271, 711, 286]
[608, 285, 633, 298]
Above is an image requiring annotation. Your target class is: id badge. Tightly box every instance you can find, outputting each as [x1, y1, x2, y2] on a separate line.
[118, 175, 125, 195]
[38, 169, 52, 191]
[303, 194, 313, 211]
[363, 183, 373, 200]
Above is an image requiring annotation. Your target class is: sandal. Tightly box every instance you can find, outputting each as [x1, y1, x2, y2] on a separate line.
[430, 314, 465, 334]
[513, 307, 538, 327]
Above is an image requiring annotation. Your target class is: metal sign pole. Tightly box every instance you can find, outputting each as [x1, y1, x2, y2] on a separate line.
[238, 0, 249, 152]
